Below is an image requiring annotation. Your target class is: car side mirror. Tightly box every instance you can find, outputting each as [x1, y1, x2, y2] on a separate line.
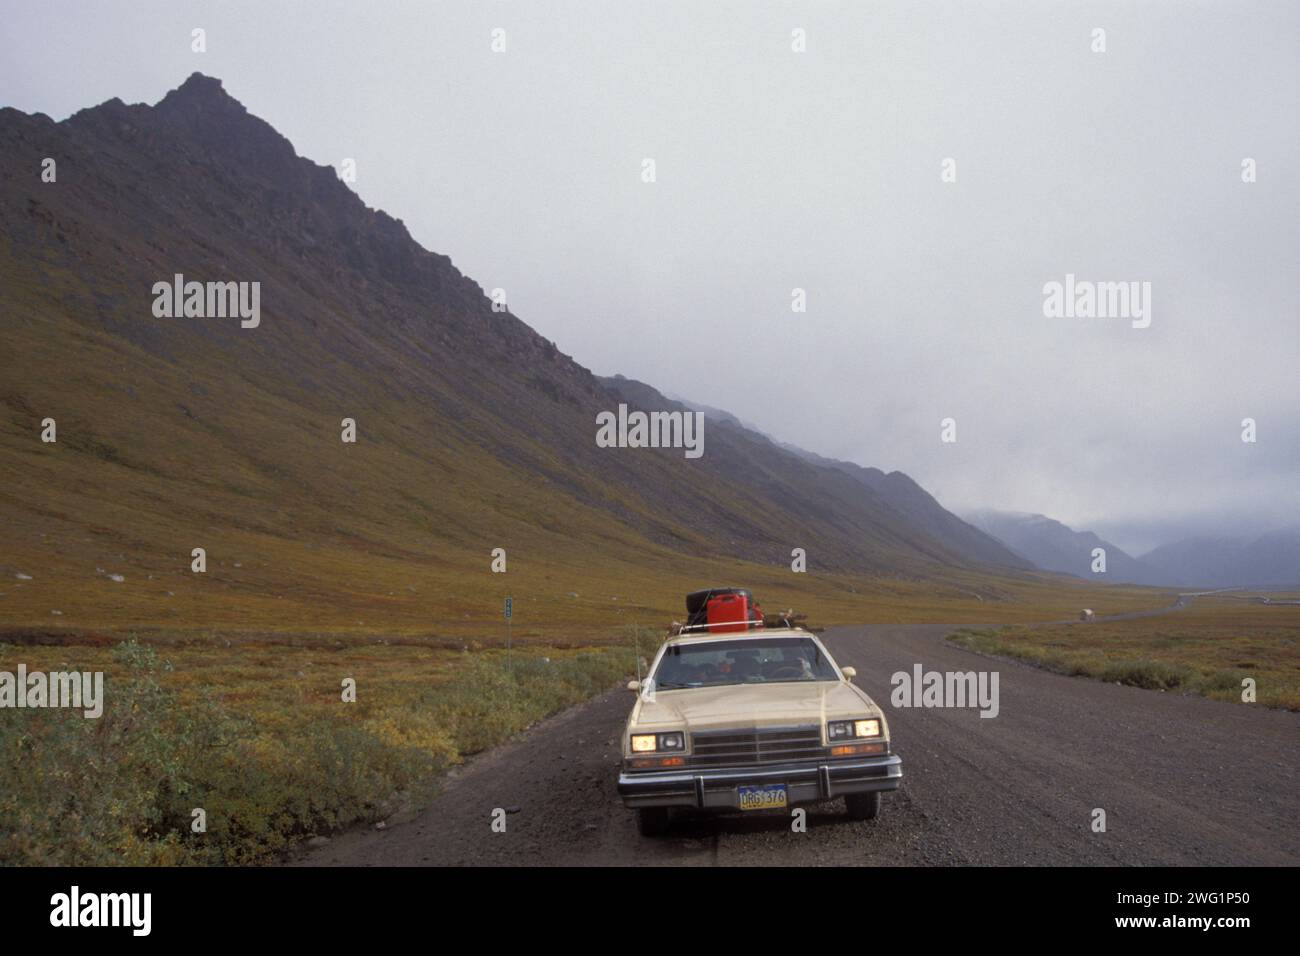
[627, 680, 641, 692]
[841, 667, 856, 681]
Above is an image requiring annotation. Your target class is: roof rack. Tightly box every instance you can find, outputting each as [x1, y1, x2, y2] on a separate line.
[676, 620, 771, 634]
[669, 611, 812, 636]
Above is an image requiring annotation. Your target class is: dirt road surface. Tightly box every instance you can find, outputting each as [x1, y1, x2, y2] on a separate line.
[295, 622, 1298, 866]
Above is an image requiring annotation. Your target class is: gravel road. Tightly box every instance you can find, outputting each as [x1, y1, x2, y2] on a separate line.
[295, 621, 1298, 866]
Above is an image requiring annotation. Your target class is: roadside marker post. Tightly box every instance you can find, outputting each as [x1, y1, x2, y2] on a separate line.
[504, 596, 513, 674]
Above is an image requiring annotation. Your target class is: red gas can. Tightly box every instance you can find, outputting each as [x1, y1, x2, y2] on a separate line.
[706, 593, 750, 633]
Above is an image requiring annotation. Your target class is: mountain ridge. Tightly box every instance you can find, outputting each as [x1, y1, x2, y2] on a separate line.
[968, 509, 1300, 589]
[601, 375, 1032, 572]
[2, 74, 1060, 633]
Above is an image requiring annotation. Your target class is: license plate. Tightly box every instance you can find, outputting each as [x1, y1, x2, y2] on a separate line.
[738, 784, 787, 811]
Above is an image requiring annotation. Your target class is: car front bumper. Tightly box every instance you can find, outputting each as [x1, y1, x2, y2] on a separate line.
[617, 754, 903, 810]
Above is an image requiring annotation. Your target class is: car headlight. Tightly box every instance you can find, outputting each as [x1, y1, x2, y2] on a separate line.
[854, 718, 881, 738]
[828, 718, 882, 740]
[630, 732, 686, 753]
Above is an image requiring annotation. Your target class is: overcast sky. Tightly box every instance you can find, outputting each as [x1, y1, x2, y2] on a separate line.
[4, 1, 1297, 554]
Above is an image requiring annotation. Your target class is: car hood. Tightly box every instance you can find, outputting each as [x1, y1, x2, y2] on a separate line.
[632, 680, 877, 733]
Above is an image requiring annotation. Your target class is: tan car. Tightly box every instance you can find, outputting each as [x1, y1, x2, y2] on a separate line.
[617, 626, 902, 835]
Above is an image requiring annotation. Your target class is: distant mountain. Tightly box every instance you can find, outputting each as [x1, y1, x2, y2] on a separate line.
[0, 73, 1039, 633]
[968, 510, 1300, 589]
[765, 440, 1031, 571]
[663, 392, 770, 438]
[965, 510, 1155, 584]
[1138, 530, 1300, 589]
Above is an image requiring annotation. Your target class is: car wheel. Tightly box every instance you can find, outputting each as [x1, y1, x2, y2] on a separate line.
[845, 792, 881, 821]
[637, 807, 671, 836]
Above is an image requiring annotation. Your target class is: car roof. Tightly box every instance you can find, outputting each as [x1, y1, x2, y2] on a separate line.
[665, 627, 818, 648]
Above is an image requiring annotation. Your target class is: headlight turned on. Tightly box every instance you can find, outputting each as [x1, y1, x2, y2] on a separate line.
[828, 718, 882, 740]
[854, 719, 882, 738]
[631, 732, 685, 753]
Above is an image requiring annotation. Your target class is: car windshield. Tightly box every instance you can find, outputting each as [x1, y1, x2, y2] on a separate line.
[651, 636, 840, 688]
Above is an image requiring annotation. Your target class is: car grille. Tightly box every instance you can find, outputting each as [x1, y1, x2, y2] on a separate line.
[689, 725, 825, 768]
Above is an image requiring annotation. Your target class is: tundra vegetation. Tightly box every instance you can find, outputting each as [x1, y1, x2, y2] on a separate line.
[0, 578, 1169, 865]
[947, 596, 1300, 711]
[0, 636, 631, 865]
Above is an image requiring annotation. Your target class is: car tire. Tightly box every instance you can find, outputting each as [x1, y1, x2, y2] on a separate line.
[637, 807, 671, 836]
[845, 792, 881, 821]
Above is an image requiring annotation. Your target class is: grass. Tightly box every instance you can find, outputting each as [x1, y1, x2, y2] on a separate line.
[0, 634, 636, 865]
[947, 596, 1300, 710]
